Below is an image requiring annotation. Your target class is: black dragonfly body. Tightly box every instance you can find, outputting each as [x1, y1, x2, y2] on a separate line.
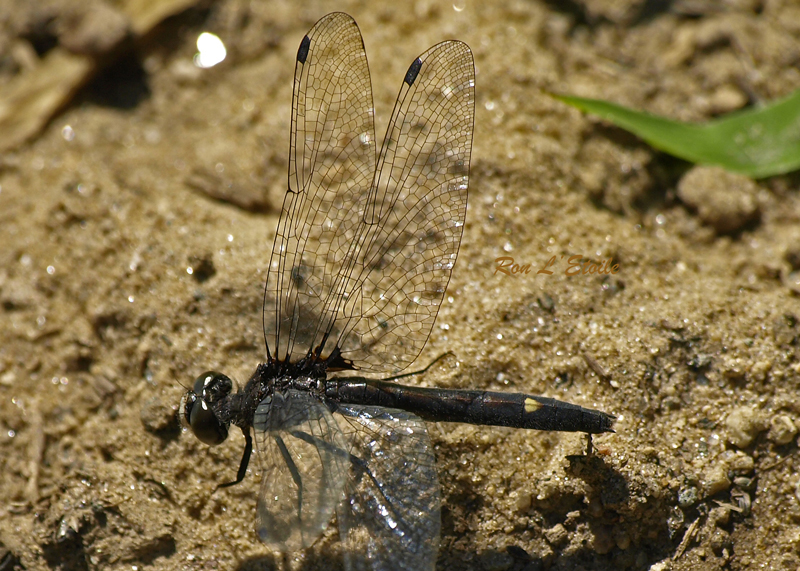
[181, 12, 614, 571]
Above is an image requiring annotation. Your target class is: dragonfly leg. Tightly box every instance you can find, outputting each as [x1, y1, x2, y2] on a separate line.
[218, 428, 253, 489]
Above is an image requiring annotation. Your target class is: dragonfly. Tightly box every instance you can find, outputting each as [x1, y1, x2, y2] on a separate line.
[180, 12, 614, 571]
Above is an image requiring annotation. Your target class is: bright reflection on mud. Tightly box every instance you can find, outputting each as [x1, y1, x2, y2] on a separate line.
[194, 32, 227, 68]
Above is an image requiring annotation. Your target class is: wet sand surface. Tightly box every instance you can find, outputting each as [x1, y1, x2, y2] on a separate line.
[2, 1, 800, 570]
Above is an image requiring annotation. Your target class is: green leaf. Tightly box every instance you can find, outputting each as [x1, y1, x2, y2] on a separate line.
[552, 90, 800, 178]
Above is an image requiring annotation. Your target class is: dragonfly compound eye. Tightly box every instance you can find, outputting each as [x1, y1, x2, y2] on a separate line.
[182, 371, 233, 446]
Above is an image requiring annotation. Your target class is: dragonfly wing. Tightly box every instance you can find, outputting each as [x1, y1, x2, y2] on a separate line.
[333, 40, 475, 373]
[335, 404, 441, 571]
[265, 12, 377, 363]
[265, 14, 475, 375]
[253, 388, 350, 551]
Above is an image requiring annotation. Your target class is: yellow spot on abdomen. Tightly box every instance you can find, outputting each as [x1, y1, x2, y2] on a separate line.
[524, 398, 542, 414]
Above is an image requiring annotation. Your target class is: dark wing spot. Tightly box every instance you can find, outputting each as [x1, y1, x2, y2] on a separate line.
[404, 58, 423, 85]
[297, 35, 311, 63]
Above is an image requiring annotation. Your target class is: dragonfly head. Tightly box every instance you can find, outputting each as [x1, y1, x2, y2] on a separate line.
[180, 371, 233, 446]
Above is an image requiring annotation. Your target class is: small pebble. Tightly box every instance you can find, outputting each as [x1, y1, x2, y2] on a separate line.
[677, 485, 698, 508]
[728, 452, 755, 476]
[510, 490, 532, 512]
[767, 414, 797, 445]
[707, 85, 747, 115]
[709, 528, 732, 556]
[543, 524, 568, 547]
[772, 314, 798, 346]
[592, 525, 615, 555]
[677, 166, 759, 234]
[614, 527, 631, 550]
[709, 506, 730, 527]
[702, 463, 731, 496]
[724, 406, 765, 448]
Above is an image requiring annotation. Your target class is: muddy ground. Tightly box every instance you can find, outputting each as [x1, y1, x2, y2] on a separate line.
[2, 0, 800, 570]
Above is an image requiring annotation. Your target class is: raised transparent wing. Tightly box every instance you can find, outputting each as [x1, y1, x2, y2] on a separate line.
[252, 389, 350, 551]
[335, 405, 441, 571]
[335, 41, 474, 373]
[265, 12, 377, 362]
[264, 14, 475, 374]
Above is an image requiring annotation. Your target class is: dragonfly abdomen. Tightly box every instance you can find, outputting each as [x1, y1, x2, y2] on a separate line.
[328, 379, 614, 434]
